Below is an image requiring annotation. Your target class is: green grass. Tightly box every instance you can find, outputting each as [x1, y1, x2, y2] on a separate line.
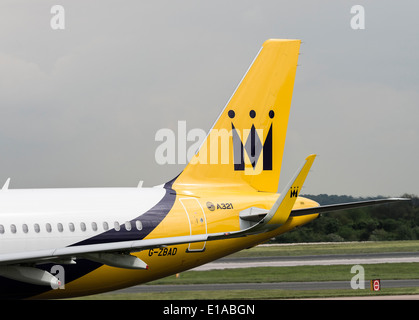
[147, 263, 419, 285]
[84, 287, 419, 300]
[228, 240, 419, 257]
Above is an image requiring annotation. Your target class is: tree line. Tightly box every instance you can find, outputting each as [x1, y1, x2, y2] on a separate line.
[275, 194, 419, 243]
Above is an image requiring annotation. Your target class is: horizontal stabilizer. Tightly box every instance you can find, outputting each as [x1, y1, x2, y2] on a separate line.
[212, 154, 316, 237]
[290, 198, 410, 217]
[261, 154, 315, 228]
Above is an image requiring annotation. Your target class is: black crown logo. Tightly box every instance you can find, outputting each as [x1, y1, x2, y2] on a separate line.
[229, 109, 274, 172]
[290, 186, 299, 198]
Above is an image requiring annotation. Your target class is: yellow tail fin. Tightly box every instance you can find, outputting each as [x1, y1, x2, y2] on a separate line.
[173, 39, 301, 193]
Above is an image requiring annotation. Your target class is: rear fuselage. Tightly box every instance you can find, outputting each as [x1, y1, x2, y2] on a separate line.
[0, 185, 318, 299]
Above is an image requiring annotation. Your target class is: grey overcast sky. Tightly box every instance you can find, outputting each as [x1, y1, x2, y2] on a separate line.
[0, 1, 418, 197]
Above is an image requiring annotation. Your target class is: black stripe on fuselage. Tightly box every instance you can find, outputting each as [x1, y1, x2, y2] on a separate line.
[70, 184, 176, 246]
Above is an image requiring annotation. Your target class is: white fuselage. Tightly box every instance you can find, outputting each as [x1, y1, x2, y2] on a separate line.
[0, 187, 165, 255]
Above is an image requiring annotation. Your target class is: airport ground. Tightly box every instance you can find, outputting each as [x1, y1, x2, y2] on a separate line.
[77, 240, 419, 300]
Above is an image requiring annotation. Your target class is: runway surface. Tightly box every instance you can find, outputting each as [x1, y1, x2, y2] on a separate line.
[110, 251, 419, 295]
[193, 251, 419, 270]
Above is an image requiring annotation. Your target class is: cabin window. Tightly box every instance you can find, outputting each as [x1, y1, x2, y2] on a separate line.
[46, 223, 52, 233]
[103, 221, 109, 231]
[34, 223, 40, 233]
[114, 221, 120, 231]
[0, 225, 4, 234]
[92, 222, 98, 231]
[125, 221, 132, 231]
[57, 223, 63, 232]
[69, 222, 75, 232]
[10, 224, 16, 234]
[135, 220, 142, 231]
[80, 222, 86, 232]
[22, 224, 28, 233]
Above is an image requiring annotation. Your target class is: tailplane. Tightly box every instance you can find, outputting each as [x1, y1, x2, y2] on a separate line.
[173, 39, 301, 193]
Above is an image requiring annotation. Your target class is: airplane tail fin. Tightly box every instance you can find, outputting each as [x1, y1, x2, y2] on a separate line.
[172, 39, 301, 193]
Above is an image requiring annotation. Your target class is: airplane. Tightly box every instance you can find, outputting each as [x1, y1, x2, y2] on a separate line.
[0, 39, 407, 299]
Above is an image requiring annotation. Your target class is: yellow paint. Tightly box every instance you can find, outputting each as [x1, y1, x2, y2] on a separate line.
[33, 39, 323, 300]
[173, 39, 301, 194]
